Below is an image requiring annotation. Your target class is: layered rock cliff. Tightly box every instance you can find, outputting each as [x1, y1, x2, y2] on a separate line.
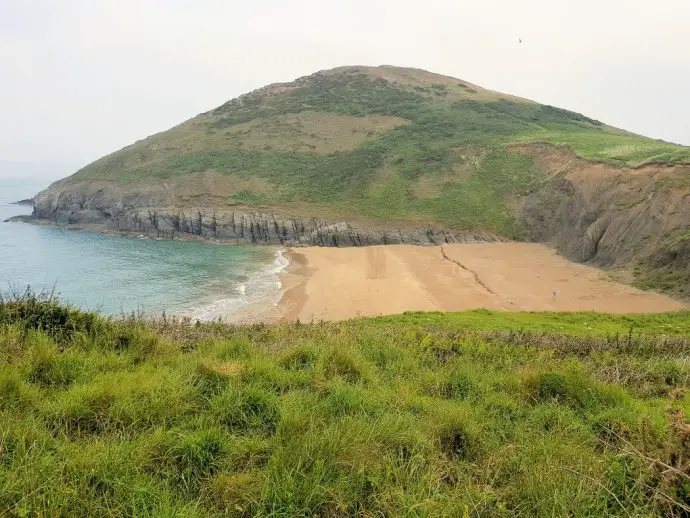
[517, 144, 690, 297]
[24, 179, 501, 247]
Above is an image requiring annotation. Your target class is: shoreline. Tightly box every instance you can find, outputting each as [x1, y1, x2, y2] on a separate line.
[6, 213, 504, 248]
[5, 216, 276, 246]
[6, 216, 687, 321]
[183, 248, 288, 324]
[278, 249, 312, 321]
[273, 243, 687, 321]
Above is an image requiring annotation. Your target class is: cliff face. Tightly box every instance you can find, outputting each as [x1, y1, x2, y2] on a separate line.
[28, 180, 501, 247]
[516, 144, 690, 297]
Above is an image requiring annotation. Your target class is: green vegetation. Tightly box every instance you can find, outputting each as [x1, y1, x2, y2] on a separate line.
[3, 293, 690, 516]
[634, 230, 690, 299]
[229, 190, 269, 205]
[515, 128, 690, 166]
[68, 66, 690, 238]
[211, 72, 426, 123]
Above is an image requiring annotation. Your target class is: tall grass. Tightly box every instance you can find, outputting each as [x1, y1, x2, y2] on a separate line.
[2, 293, 690, 515]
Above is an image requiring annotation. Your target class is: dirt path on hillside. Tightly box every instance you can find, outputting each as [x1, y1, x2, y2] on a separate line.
[276, 243, 686, 321]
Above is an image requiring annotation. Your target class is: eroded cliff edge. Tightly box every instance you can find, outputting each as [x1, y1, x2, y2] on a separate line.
[516, 144, 690, 298]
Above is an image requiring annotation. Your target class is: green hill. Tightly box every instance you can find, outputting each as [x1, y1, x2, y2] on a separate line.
[25, 66, 690, 295]
[65, 66, 689, 236]
[2, 294, 690, 515]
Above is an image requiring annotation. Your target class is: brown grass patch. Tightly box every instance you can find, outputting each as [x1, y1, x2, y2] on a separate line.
[221, 111, 407, 154]
[86, 107, 404, 174]
[355, 65, 532, 103]
[165, 172, 274, 199]
[212, 362, 246, 377]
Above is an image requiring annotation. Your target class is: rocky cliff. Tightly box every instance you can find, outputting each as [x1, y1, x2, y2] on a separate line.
[517, 144, 690, 297]
[21, 179, 501, 247]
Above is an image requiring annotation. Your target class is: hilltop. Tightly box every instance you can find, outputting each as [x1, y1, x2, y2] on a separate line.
[21, 66, 690, 296]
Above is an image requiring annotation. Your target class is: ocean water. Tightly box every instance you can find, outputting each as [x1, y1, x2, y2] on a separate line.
[0, 179, 286, 319]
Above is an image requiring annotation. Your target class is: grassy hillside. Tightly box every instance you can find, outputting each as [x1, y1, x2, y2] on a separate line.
[3, 293, 690, 516]
[65, 66, 690, 238]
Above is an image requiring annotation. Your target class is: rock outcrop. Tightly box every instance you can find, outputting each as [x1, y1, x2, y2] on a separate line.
[16, 180, 501, 247]
[516, 143, 690, 297]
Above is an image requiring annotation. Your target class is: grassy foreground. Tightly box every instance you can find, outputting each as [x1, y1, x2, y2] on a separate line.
[2, 295, 690, 516]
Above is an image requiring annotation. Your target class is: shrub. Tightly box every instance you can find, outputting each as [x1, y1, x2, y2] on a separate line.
[146, 428, 226, 490]
[238, 358, 310, 394]
[109, 368, 199, 431]
[0, 324, 24, 363]
[25, 331, 83, 387]
[224, 436, 272, 471]
[319, 380, 373, 417]
[44, 385, 117, 437]
[195, 360, 232, 397]
[535, 371, 624, 413]
[280, 344, 319, 371]
[589, 412, 632, 448]
[437, 419, 481, 461]
[419, 333, 458, 364]
[206, 471, 263, 516]
[0, 289, 99, 344]
[604, 456, 646, 510]
[214, 336, 253, 360]
[111, 324, 161, 359]
[320, 347, 368, 383]
[439, 365, 477, 400]
[210, 386, 280, 434]
[0, 369, 37, 410]
[537, 372, 570, 401]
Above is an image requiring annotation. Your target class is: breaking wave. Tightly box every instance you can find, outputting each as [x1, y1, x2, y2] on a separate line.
[187, 249, 289, 321]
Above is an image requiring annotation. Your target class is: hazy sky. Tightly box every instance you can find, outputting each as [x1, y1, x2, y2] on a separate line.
[2, 0, 689, 176]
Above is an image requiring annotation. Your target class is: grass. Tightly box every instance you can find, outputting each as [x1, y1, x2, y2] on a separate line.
[514, 127, 690, 167]
[67, 67, 690, 239]
[3, 292, 690, 516]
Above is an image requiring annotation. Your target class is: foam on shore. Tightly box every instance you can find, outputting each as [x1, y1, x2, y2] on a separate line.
[187, 249, 289, 322]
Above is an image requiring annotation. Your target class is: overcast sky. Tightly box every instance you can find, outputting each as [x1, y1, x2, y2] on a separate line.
[2, 0, 689, 178]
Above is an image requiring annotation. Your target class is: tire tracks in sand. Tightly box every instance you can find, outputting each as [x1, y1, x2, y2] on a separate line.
[366, 246, 387, 279]
[440, 244, 495, 295]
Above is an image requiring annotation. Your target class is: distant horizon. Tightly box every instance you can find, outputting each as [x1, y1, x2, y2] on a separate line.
[0, 160, 81, 181]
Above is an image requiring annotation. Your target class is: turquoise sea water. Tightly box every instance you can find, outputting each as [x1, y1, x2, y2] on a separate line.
[0, 179, 284, 319]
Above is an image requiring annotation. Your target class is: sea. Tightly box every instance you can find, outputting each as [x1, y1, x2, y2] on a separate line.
[0, 178, 287, 320]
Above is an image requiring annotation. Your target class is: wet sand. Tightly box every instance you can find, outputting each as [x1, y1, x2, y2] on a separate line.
[277, 243, 686, 321]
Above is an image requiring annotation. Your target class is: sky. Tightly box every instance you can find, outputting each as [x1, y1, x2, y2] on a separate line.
[1, 0, 689, 178]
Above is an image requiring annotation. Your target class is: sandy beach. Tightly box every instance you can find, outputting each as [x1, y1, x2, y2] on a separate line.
[277, 243, 686, 321]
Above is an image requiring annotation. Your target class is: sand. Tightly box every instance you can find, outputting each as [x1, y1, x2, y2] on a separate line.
[277, 243, 686, 321]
